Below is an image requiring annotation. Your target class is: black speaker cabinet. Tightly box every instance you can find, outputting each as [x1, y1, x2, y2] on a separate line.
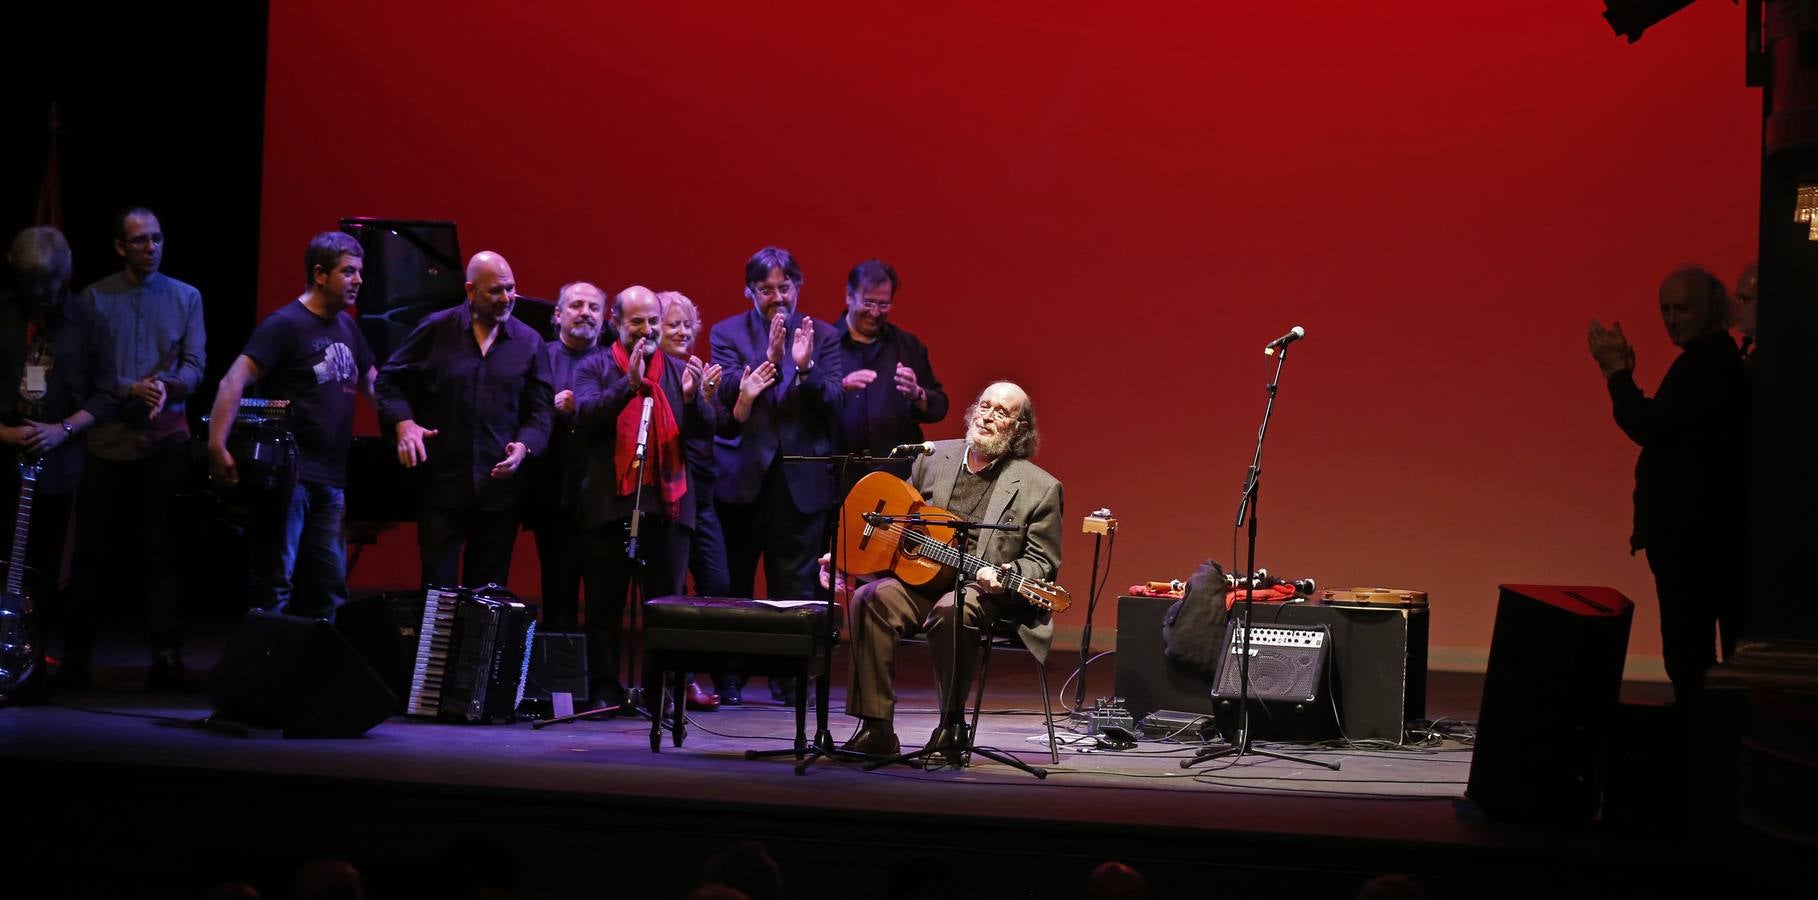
[521, 632, 589, 703]
[209, 610, 397, 738]
[334, 590, 426, 711]
[1114, 595, 1428, 742]
[1466, 584, 1634, 823]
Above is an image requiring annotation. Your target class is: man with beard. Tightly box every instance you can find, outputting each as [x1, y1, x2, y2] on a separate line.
[64, 206, 206, 689]
[376, 250, 553, 589]
[524, 281, 608, 632]
[208, 231, 377, 619]
[707, 247, 843, 704]
[1588, 265, 1749, 707]
[834, 381, 1063, 763]
[0, 227, 92, 701]
[573, 286, 719, 709]
[833, 259, 947, 470]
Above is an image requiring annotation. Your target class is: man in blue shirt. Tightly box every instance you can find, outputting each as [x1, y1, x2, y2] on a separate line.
[63, 206, 207, 690]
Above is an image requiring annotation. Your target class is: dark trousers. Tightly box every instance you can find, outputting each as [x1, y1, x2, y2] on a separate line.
[582, 516, 683, 703]
[67, 441, 189, 659]
[532, 515, 584, 632]
[846, 578, 1002, 724]
[720, 463, 827, 601]
[685, 495, 731, 596]
[1647, 543, 1743, 707]
[417, 505, 520, 590]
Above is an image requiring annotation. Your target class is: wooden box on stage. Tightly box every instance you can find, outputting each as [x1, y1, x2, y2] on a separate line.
[1113, 593, 1430, 743]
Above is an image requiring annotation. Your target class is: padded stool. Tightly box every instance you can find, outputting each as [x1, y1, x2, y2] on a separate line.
[643, 596, 842, 755]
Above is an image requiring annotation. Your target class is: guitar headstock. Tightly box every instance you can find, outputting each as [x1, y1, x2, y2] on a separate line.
[16, 458, 41, 480]
[1016, 578, 1073, 613]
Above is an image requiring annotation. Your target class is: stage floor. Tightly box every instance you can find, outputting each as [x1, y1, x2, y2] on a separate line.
[3, 626, 1712, 900]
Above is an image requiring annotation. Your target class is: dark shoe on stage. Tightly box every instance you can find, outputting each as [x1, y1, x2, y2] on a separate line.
[768, 676, 797, 703]
[714, 675, 743, 706]
[685, 683, 720, 711]
[145, 652, 188, 692]
[915, 723, 963, 769]
[586, 679, 627, 712]
[839, 719, 900, 756]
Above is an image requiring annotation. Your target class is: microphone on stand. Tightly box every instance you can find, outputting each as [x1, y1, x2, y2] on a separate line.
[633, 395, 655, 464]
[888, 441, 937, 457]
[1262, 325, 1307, 356]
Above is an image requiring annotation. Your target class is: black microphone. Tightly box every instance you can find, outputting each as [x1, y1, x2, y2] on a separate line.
[888, 441, 936, 457]
[1262, 325, 1307, 356]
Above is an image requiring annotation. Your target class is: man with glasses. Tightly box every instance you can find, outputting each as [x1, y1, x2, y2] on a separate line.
[833, 381, 1063, 763]
[705, 246, 843, 703]
[62, 206, 206, 689]
[832, 259, 947, 473]
[376, 250, 553, 590]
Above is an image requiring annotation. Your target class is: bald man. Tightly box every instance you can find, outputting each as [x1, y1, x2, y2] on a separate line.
[1588, 266, 1749, 707]
[376, 250, 554, 589]
[571, 285, 720, 709]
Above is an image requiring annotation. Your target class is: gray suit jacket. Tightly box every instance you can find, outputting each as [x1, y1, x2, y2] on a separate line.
[908, 438, 1064, 662]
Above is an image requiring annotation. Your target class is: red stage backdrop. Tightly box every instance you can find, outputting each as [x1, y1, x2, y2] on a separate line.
[258, 1, 1758, 676]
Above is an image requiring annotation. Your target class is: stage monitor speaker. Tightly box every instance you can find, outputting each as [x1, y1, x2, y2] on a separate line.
[1114, 595, 1216, 721]
[1466, 584, 1633, 823]
[334, 590, 426, 712]
[209, 610, 397, 738]
[520, 632, 589, 705]
[1209, 620, 1337, 741]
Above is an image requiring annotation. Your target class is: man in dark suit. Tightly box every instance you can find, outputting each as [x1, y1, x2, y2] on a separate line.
[836, 381, 1063, 764]
[573, 285, 719, 709]
[707, 247, 844, 703]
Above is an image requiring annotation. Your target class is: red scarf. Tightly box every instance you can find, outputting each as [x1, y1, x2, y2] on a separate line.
[612, 342, 686, 517]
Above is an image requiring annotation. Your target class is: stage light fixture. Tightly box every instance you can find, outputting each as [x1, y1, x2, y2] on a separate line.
[1602, 0, 1699, 43]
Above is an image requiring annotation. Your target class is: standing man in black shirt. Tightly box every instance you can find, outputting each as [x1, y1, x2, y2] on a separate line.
[1588, 265, 1749, 707]
[833, 259, 947, 470]
[0, 227, 94, 701]
[376, 250, 553, 590]
[207, 231, 376, 619]
[525, 281, 608, 631]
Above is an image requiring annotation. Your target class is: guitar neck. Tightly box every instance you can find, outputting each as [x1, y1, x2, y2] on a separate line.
[6, 464, 37, 596]
[901, 529, 1031, 595]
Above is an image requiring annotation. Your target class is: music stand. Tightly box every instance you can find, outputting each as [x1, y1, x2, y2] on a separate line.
[861, 511, 1045, 779]
[1181, 342, 1340, 772]
[744, 450, 901, 773]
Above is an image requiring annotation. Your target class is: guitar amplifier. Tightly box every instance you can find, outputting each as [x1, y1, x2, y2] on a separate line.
[1209, 621, 1338, 741]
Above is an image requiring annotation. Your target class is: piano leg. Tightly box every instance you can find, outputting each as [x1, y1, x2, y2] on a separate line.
[671, 671, 685, 748]
[649, 667, 665, 753]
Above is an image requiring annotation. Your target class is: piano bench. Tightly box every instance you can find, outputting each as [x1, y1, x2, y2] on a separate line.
[643, 596, 843, 755]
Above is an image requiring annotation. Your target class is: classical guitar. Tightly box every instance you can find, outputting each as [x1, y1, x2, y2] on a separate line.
[837, 470, 1071, 613]
[0, 458, 43, 702]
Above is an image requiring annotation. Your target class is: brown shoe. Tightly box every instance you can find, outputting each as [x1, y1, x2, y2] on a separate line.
[839, 719, 900, 756]
[685, 682, 720, 711]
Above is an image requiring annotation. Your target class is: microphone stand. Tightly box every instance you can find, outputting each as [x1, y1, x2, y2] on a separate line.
[536, 392, 656, 730]
[862, 512, 1045, 779]
[1182, 343, 1339, 772]
[744, 449, 901, 773]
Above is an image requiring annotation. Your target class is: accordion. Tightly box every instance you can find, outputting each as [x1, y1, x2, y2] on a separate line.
[406, 584, 536, 723]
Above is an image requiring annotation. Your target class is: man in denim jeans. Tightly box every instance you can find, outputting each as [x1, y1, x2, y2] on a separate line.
[208, 231, 375, 620]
